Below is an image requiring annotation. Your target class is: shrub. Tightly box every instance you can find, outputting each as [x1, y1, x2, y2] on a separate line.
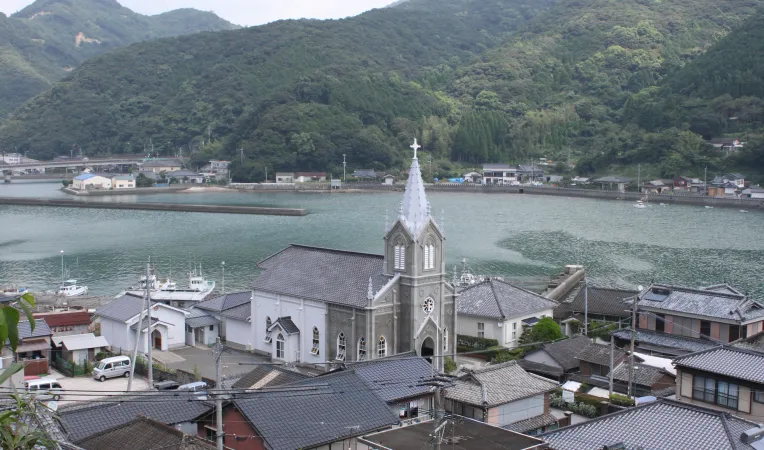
[95, 351, 112, 361]
[444, 357, 457, 373]
[609, 393, 635, 406]
[577, 382, 592, 393]
[457, 335, 499, 350]
[549, 393, 599, 418]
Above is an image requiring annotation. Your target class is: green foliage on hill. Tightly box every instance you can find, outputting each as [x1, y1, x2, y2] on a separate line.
[0, 0, 236, 119]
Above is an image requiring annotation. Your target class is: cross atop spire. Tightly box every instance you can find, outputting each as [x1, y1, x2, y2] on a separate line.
[410, 138, 421, 160]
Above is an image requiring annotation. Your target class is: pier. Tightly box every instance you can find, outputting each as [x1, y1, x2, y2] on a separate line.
[0, 197, 307, 216]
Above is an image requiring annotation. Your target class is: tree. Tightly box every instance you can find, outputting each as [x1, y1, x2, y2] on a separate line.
[530, 317, 564, 342]
[135, 173, 154, 187]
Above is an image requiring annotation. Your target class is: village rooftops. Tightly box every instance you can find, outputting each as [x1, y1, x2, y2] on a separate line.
[733, 330, 764, 352]
[33, 311, 90, 328]
[346, 353, 433, 403]
[672, 345, 764, 384]
[457, 278, 558, 320]
[17, 319, 52, 340]
[231, 364, 309, 390]
[269, 316, 300, 335]
[611, 328, 718, 354]
[540, 398, 762, 450]
[444, 361, 559, 408]
[611, 362, 671, 387]
[194, 291, 251, 313]
[220, 302, 250, 321]
[95, 293, 184, 322]
[533, 336, 592, 372]
[52, 333, 108, 351]
[353, 169, 377, 178]
[76, 416, 215, 450]
[554, 286, 636, 320]
[254, 244, 390, 308]
[636, 284, 764, 323]
[575, 342, 628, 367]
[185, 309, 220, 328]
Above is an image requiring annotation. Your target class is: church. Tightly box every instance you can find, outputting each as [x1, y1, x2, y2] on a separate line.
[249, 139, 457, 370]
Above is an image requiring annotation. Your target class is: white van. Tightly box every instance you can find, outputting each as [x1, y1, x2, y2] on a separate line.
[24, 378, 63, 401]
[93, 356, 131, 381]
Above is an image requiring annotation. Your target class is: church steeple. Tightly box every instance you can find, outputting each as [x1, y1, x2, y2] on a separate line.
[398, 138, 433, 239]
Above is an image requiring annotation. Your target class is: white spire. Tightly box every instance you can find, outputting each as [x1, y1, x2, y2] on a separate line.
[398, 138, 431, 238]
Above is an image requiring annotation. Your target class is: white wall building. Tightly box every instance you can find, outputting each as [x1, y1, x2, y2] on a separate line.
[482, 164, 519, 185]
[72, 173, 112, 190]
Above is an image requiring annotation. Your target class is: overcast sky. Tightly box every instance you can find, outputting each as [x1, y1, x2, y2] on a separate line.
[1, 0, 395, 26]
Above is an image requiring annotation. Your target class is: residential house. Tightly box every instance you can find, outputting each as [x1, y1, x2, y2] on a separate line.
[674, 345, 764, 421]
[359, 418, 545, 450]
[383, 174, 395, 185]
[673, 175, 705, 192]
[76, 416, 215, 450]
[519, 336, 592, 381]
[612, 327, 718, 357]
[95, 293, 189, 353]
[709, 182, 739, 198]
[708, 138, 745, 153]
[192, 291, 251, 345]
[642, 179, 668, 194]
[294, 172, 327, 182]
[184, 309, 219, 347]
[166, 169, 204, 184]
[140, 159, 183, 173]
[518, 165, 545, 182]
[60, 396, 213, 443]
[274, 172, 294, 183]
[12, 319, 53, 376]
[33, 310, 90, 336]
[575, 342, 628, 382]
[593, 176, 632, 193]
[230, 364, 309, 390]
[733, 330, 764, 352]
[353, 169, 377, 179]
[463, 171, 482, 183]
[196, 370, 399, 450]
[52, 333, 109, 365]
[200, 160, 230, 177]
[443, 361, 561, 435]
[570, 176, 590, 185]
[457, 279, 558, 349]
[482, 164, 519, 185]
[540, 398, 763, 450]
[546, 174, 564, 183]
[554, 286, 637, 335]
[712, 173, 746, 188]
[110, 174, 135, 189]
[610, 362, 675, 397]
[743, 186, 764, 199]
[72, 173, 112, 190]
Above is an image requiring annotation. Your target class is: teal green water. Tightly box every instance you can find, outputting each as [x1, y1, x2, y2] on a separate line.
[2, 181, 764, 296]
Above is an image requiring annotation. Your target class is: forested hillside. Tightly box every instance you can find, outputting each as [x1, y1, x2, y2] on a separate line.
[1, 0, 762, 181]
[0, 0, 236, 119]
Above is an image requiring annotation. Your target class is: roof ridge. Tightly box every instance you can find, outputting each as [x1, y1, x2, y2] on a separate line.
[651, 284, 746, 300]
[674, 343, 764, 361]
[488, 280, 504, 318]
[492, 278, 559, 304]
[256, 244, 383, 268]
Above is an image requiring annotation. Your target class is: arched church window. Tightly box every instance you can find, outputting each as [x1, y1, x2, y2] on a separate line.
[337, 332, 346, 361]
[311, 327, 320, 355]
[377, 336, 387, 358]
[394, 242, 406, 270]
[276, 333, 285, 359]
[264, 316, 272, 343]
[423, 240, 436, 270]
[443, 327, 448, 352]
[423, 298, 434, 314]
[358, 337, 366, 361]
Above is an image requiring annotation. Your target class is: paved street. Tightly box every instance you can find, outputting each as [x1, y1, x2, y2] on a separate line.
[48, 370, 150, 406]
[159, 345, 268, 380]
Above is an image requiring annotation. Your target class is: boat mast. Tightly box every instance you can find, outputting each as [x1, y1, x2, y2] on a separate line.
[60, 250, 64, 286]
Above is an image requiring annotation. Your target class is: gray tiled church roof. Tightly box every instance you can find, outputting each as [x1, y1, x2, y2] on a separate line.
[457, 279, 558, 319]
[220, 302, 251, 321]
[540, 399, 759, 450]
[195, 291, 251, 313]
[444, 361, 559, 407]
[673, 346, 764, 384]
[255, 245, 389, 307]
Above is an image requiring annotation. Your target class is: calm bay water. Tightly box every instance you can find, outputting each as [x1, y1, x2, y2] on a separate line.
[2, 181, 764, 296]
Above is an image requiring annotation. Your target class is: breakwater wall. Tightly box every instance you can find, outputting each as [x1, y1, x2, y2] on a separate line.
[0, 197, 307, 216]
[62, 186, 188, 196]
[229, 182, 763, 209]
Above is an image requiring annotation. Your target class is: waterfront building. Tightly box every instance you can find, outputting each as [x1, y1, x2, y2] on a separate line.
[72, 173, 112, 190]
[592, 176, 632, 193]
[140, 159, 183, 173]
[353, 169, 377, 179]
[482, 163, 519, 185]
[111, 174, 135, 189]
[554, 286, 637, 335]
[275, 172, 294, 183]
[249, 140, 456, 370]
[294, 171, 327, 182]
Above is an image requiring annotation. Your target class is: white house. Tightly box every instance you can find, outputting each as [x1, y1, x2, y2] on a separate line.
[743, 187, 764, 199]
[184, 309, 219, 347]
[482, 164, 519, 185]
[275, 172, 294, 183]
[111, 175, 135, 189]
[191, 291, 251, 344]
[294, 172, 327, 182]
[95, 293, 188, 353]
[383, 174, 395, 185]
[72, 173, 112, 190]
[457, 279, 558, 349]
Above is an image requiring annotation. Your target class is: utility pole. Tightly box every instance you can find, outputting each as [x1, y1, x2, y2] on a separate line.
[127, 278, 149, 392]
[343, 154, 346, 182]
[704, 166, 708, 190]
[240, 148, 244, 165]
[146, 257, 153, 388]
[583, 275, 588, 336]
[609, 334, 615, 396]
[628, 287, 640, 398]
[213, 337, 225, 450]
[264, 167, 267, 183]
[419, 374, 455, 450]
[221, 261, 225, 294]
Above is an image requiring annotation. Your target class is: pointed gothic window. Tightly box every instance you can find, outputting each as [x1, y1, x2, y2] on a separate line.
[377, 336, 387, 358]
[423, 243, 435, 270]
[358, 337, 366, 361]
[264, 317, 272, 343]
[394, 244, 406, 270]
[276, 333, 285, 359]
[443, 327, 448, 352]
[311, 327, 320, 355]
[337, 332, 346, 361]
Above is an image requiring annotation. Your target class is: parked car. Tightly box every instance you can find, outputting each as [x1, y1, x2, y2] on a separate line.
[177, 381, 207, 393]
[24, 378, 63, 401]
[93, 355, 131, 381]
[154, 380, 180, 390]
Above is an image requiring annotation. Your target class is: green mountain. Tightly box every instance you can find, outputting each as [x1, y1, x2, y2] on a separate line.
[0, 0, 237, 119]
[1, 0, 762, 181]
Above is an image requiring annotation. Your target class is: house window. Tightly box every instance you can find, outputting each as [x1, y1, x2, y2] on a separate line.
[729, 325, 741, 342]
[511, 322, 517, 340]
[424, 243, 435, 270]
[394, 244, 406, 270]
[311, 327, 320, 355]
[209, 325, 214, 331]
[655, 313, 665, 333]
[693, 375, 738, 409]
[264, 317, 272, 343]
[754, 390, 764, 404]
[477, 323, 485, 339]
[717, 381, 739, 409]
[693, 375, 716, 403]
[276, 333, 285, 359]
[377, 336, 387, 358]
[590, 363, 604, 377]
[700, 320, 711, 338]
[443, 328, 448, 352]
[358, 337, 366, 361]
[337, 332, 346, 361]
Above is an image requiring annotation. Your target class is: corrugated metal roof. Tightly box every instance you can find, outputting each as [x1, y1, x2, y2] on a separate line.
[53, 333, 109, 351]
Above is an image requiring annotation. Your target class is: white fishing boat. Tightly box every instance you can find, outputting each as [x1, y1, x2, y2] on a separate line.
[741, 210, 748, 213]
[58, 279, 88, 297]
[633, 200, 647, 209]
[705, 206, 714, 209]
[1, 285, 29, 298]
[451, 258, 499, 288]
[124, 265, 215, 309]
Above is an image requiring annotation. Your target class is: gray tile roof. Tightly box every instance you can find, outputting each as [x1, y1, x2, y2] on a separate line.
[611, 363, 673, 388]
[130, 317, 159, 331]
[502, 412, 558, 433]
[637, 284, 764, 322]
[231, 365, 309, 390]
[350, 354, 433, 403]
[575, 342, 627, 367]
[18, 319, 52, 340]
[540, 336, 592, 371]
[270, 316, 299, 335]
[516, 359, 564, 378]
[234, 370, 398, 450]
[612, 329, 718, 354]
[195, 291, 251, 313]
[457, 279, 558, 320]
[733, 331, 764, 352]
[673, 346, 764, 384]
[540, 399, 760, 450]
[219, 303, 250, 321]
[141, 159, 182, 168]
[95, 293, 146, 322]
[76, 416, 215, 450]
[60, 396, 213, 443]
[482, 163, 514, 170]
[555, 286, 636, 320]
[254, 245, 389, 308]
[185, 309, 220, 329]
[444, 361, 559, 408]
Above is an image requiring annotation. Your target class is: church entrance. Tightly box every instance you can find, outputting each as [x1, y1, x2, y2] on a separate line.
[420, 337, 435, 363]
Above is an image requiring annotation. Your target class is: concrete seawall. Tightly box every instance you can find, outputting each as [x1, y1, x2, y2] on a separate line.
[62, 186, 189, 196]
[0, 197, 307, 216]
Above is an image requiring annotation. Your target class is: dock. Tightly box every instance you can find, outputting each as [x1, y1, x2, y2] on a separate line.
[0, 197, 307, 216]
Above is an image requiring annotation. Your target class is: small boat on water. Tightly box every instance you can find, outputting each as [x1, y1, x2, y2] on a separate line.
[58, 279, 88, 297]
[634, 200, 647, 209]
[741, 210, 748, 213]
[705, 206, 714, 209]
[1, 285, 29, 298]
